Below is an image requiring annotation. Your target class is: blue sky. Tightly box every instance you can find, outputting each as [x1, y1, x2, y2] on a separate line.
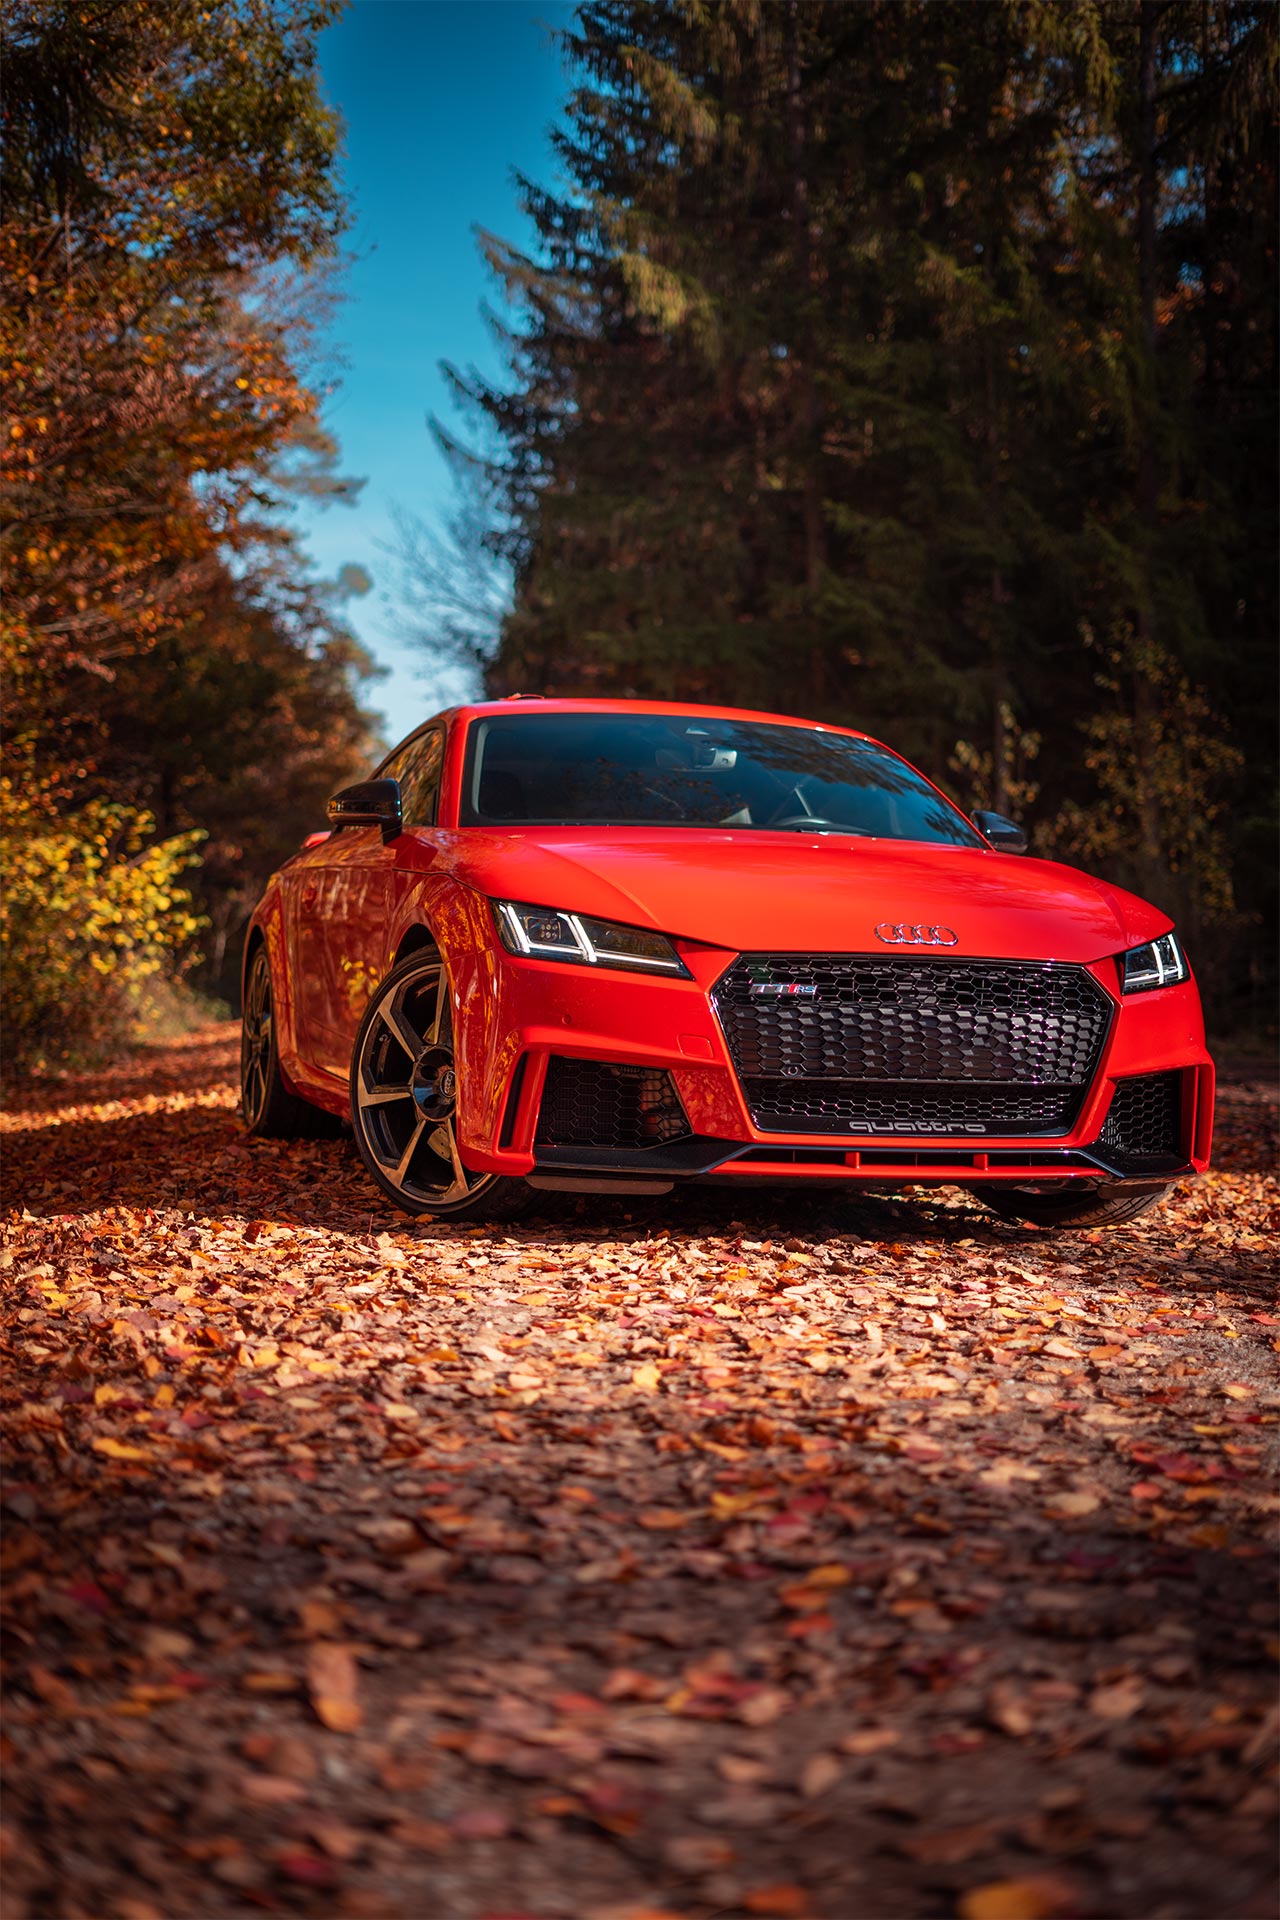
[296, 1, 574, 744]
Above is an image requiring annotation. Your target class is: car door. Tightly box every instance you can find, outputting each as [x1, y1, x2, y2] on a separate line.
[280, 835, 342, 1070]
[307, 728, 446, 1076]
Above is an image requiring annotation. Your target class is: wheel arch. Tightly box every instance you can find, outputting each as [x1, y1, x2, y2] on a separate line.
[241, 920, 267, 1005]
[393, 922, 440, 968]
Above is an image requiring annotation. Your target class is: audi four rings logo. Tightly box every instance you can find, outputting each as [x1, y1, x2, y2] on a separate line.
[875, 922, 959, 946]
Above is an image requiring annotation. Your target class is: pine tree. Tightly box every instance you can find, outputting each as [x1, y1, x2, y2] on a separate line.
[424, 0, 1276, 1018]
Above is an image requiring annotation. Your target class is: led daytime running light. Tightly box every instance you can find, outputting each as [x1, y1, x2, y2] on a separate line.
[494, 900, 689, 975]
[1121, 931, 1189, 994]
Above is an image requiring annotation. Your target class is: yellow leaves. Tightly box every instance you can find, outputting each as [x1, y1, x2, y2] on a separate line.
[1, 782, 206, 1072]
[631, 1361, 662, 1392]
[92, 1437, 152, 1462]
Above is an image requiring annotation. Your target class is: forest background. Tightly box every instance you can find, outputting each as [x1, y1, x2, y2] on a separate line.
[2, 0, 1276, 1076]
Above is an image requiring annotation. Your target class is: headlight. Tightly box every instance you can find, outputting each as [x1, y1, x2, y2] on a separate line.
[492, 900, 691, 976]
[1121, 931, 1189, 993]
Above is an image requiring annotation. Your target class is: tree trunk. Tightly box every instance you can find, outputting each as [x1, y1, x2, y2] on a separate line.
[785, 2, 826, 699]
[1132, 0, 1164, 880]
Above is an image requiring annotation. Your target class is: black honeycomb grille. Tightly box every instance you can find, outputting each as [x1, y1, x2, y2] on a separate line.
[535, 1058, 692, 1150]
[747, 1082, 1078, 1137]
[1097, 1072, 1181, 1163]
[712, 955, 1112, 1137]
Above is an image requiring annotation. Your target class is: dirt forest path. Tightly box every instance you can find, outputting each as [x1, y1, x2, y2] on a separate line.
[2, 1027, 1277, 1920]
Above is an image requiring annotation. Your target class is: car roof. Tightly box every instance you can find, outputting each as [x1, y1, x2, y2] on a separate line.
[434, 697, 876, 741]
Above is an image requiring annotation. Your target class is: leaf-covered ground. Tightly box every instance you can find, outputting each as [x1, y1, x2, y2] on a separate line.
[2, 1027, 1277, 1920]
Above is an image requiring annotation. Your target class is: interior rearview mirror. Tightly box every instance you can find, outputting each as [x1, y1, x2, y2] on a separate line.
[327, 778, 402, 838]
[971, 809, 1028, 854]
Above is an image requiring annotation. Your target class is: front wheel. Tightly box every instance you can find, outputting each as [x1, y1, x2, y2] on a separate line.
[349, 951, 530, 1220]
[976, 1184, 1173, 1230]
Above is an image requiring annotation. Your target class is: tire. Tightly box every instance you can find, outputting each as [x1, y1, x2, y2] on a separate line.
[976, 1184, 1173, 1230]
[348, 950, 532, 1221]
[241, 944, 338, 1139]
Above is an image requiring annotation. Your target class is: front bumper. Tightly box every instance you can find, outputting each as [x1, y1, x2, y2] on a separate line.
[452, 923, 1214, 1191]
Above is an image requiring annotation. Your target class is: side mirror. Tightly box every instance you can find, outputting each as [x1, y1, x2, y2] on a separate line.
[972, 809, 1028, 854]
[328, 778, 402, 838]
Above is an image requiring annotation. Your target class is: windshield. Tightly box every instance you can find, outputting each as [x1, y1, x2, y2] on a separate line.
[461, 713, 982, 846]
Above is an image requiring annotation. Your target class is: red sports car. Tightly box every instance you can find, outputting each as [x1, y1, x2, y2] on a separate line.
[240, 699, 1214, 1229]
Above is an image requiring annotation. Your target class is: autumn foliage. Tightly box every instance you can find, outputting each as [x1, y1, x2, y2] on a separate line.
[424, 0, 1277, 1024]
[0, 772, 204, 1073]
[1, 0, 377, 1068]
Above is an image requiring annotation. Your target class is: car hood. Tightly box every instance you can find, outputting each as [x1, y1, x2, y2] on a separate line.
[442, 827, 1170, 965]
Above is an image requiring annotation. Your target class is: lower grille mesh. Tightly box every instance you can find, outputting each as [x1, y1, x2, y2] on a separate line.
[536, 1059, 691, 1150]
[1097, 1072, 1181, 1163]
[747, 1081, 1079, 1137]
[713, 954, 1112, 1137]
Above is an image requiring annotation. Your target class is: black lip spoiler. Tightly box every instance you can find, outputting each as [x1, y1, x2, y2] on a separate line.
[531, 1138, 1193, 1185]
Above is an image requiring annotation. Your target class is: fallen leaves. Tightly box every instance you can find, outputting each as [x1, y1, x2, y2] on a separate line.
[1, 1029, 1276, 1920]
[959, 1876, 1079, 1920]
[1087, 1676, 1146, 1721]
[90, 1436, 152, 1462]
[306, 1642, 362, 1734]
[1042, 1488, 1100, 1518]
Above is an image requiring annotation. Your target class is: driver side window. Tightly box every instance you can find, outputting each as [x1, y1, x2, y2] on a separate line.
[382, 729, 444, 828]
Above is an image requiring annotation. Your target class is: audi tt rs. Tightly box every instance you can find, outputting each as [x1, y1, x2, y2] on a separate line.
[240, 699, 1214, 1228]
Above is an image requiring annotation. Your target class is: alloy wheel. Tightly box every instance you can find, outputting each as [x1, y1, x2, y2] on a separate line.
[352, 958, 492, 1210]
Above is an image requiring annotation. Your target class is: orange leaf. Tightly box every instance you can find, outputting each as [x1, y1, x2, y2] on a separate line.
[839, 1726, 900, 1756]
[306, 1643, 362, 1733]
[636, 1507, 692, 1529]
[1044, 1489, 1099, 1517]
[744, 1886, 811, 1917]
[959, 1877, 1076, 1920]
